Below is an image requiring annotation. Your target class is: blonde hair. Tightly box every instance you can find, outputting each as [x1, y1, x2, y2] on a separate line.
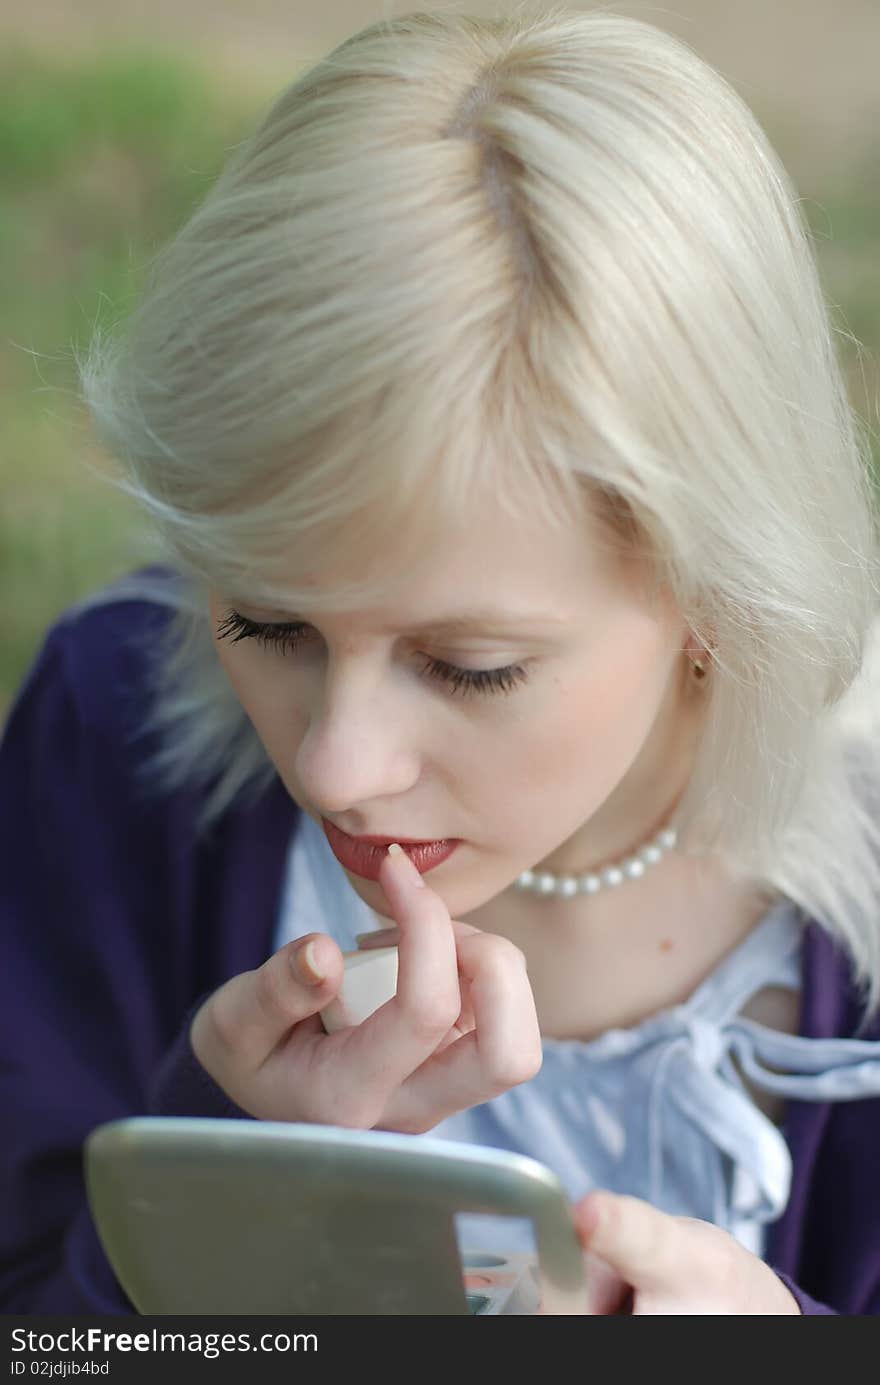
[75, 4, 880, 1022]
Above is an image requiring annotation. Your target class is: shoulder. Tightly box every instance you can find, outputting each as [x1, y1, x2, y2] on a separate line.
[54, 562, 182, 641]
[2, 564, 198, 833]
[801, 918, 880, 1041]
[1, 567, 208, 974]
[42, 563, 183, 742]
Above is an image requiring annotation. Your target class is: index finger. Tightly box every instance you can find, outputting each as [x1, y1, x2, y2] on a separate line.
[334, 846, 463, 1091]
[356, 916, 483, 949]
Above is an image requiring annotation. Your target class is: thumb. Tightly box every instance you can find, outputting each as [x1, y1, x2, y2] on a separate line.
[575, 1191, 687, 1295]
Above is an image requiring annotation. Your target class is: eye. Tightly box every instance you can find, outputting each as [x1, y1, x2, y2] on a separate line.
[214, 609, 530, 699]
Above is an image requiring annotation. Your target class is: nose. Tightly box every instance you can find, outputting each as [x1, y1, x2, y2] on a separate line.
[293, 664, 420, 813]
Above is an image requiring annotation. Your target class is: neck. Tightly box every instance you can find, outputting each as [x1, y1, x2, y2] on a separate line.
[462, 852, 776, 1044]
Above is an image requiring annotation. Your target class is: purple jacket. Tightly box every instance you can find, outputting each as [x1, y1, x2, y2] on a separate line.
[2, 567, 879, 1315]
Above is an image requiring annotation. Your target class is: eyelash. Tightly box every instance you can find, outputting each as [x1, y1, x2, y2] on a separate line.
[215, 609, 530, 699]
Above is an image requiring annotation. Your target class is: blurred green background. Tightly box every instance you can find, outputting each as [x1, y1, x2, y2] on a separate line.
[1, 45, 271, 724]
[2, 1, 879, 728]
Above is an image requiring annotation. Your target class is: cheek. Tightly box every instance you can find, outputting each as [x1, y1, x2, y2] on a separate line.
[214, 641, 309, 767]
[570, 635, 671, 749]
[483, 632, 675, 816]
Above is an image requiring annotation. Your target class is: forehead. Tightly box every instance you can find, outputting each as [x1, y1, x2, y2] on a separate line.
[237, 486, 661, 631]
[281, 489, 606, 592]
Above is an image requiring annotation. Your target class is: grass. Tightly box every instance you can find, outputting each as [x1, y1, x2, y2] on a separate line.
[2, 44, 879, 725]
[0, 46, 266, 719]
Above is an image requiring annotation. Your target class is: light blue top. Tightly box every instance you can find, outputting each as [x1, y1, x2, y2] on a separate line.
[273, 812, 880, 1259]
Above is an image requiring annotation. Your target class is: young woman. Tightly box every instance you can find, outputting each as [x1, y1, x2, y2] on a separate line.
[3, 6, 880, 1314]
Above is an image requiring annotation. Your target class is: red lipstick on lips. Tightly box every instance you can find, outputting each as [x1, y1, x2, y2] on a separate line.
[321, 817, 460, 881]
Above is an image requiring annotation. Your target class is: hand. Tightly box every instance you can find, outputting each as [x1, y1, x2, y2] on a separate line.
[189, 845, 542, 1132]
[545, 1191, 801, 1315]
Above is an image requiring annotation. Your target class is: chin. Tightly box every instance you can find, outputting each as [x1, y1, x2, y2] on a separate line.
[353, 865, 490, 924]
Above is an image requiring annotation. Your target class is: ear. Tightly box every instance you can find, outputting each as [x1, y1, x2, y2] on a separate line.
[684, 631, 704, 662]
[683, 628, 713, 664]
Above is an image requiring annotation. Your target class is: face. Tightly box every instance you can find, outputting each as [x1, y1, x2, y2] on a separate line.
[208, 491, 700, 923]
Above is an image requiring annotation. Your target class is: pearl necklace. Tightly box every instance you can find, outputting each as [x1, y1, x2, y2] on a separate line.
[514, 823, 679, 897]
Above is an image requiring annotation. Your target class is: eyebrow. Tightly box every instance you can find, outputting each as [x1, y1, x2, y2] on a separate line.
[246, 603, 570, 642]
[404, 610, 570, 643]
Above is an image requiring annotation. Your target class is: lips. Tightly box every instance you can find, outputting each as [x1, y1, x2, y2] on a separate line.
[321, 817, 460, 882]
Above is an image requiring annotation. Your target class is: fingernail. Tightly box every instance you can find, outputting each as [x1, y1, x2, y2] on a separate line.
[293, 938, 327, 984]
[387, 842, 425, 888]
